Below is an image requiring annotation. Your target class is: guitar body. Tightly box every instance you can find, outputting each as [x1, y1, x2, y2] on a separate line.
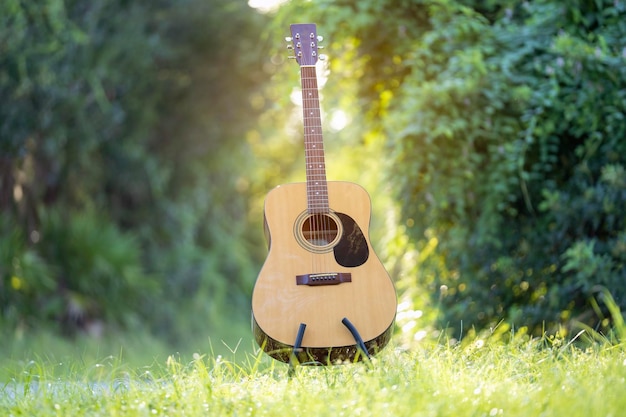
[252, 181, 396, 364]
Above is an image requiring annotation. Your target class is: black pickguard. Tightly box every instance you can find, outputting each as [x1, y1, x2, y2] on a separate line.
[333, 212, 369, 267]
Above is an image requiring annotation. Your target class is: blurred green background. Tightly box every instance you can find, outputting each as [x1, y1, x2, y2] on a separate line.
[1, 0, 625, 367]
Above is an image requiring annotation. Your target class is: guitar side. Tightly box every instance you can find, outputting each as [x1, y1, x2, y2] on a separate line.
[251, 181, 396, 364]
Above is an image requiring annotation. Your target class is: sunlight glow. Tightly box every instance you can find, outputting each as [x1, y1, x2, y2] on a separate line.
[329, 109, 349, 131]
[248, 0, 288, 13]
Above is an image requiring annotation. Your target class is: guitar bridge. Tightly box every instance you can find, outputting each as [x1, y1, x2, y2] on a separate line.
[295, 272, 352, 286]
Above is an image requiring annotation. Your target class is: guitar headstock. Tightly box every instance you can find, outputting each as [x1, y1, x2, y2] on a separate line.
[287, 23, 324, 66]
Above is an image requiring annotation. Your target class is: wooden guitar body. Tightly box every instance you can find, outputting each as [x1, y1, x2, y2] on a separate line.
[252, 181, 396, 364]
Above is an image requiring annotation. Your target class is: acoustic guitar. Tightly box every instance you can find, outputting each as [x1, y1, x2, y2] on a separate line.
[251, 23, 396, 365]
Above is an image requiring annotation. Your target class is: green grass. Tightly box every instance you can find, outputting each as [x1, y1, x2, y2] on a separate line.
[0, 318, 255, 381]
[2, 331, 625, 417]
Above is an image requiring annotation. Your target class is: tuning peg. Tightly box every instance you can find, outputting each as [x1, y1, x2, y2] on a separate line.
[288, 56, 297, 59]
[319, 54, 327, 61]
[287, 45, 293, 50]
[285, 36, 292, 42]
[317, 35, 324, 42]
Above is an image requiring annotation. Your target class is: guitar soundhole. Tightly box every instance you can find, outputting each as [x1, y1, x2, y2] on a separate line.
[295, 211, 342, 253]
[302, 214, 338, 246]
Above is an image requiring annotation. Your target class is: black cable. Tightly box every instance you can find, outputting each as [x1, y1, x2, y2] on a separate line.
[341, 317, 371, 361]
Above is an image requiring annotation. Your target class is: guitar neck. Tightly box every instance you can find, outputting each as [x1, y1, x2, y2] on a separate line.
[300, 65, 329, 214]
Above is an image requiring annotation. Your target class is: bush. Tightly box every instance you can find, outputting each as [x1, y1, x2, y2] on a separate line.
[0, 209, 153, 335]
[387, 0, 626, 335]
[0, 0, 267, 343]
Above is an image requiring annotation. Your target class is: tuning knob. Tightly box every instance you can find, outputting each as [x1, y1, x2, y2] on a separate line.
[317, 35, 324, 42]
[285, 36, 293, 42]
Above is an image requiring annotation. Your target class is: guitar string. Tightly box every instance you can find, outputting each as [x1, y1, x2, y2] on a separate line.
[310, 66, 327, 249]
[302, 66, 316, 275]
[307, 66, 319, 246]
[302, 63, 329, 274]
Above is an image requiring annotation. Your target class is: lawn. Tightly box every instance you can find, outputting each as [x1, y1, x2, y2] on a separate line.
[2, 330, 625, 416]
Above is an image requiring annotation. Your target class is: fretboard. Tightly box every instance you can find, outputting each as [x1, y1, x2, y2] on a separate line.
[300, 66, 329, 214]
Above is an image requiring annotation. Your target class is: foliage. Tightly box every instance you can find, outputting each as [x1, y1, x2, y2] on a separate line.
[413, 0, 626, 336]
[1, 209, 152, 334]
[0, 0, 268, 344]
[2, 331, 626, 416]
[272, 0, 626, 337]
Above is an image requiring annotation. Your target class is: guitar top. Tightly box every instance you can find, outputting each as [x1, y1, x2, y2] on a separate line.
[251, 23, 396, 365]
